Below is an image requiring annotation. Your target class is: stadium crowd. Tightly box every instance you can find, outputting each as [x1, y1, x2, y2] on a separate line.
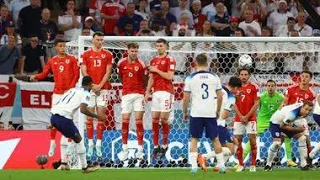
[0, 0, 320, 76]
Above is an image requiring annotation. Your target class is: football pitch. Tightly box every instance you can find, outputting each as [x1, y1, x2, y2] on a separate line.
[0, 168, 319, 180]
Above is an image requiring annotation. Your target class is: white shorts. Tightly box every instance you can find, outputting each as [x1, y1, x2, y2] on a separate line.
[233, 121, 257, 135]
[52, 94, 62, 107]
[121, 94, 144, 114]
[293, 118, 310, 136]
[89, 90, 108, 107]
[151, 91, 174, 112]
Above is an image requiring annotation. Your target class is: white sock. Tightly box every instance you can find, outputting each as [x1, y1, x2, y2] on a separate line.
[162, 144, 168, 149]
[266, 142, 280, 166]
[123, 144, 128, 152]
[222, 147, 232, 162]
[60, 144, 68, 163]
[215, 152, 225, 168]
[202, 151, 215, 159]
[76, 141, 87, 169]
[138, 145, 143, 153]
[298, 136, 307, 167]
[309, 143, 320, 159]
[96, 139, 101, 147]
[50, 139, 56, 146]
[88, 139, 94, 147]
[190, 152, 198, 169]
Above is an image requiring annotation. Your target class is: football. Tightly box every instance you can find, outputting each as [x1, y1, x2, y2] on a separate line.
[238, 54, 253, 67]
[36, 154, 48, 166]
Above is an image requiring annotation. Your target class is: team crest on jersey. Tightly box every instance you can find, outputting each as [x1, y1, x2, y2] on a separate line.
[65, 59, 70, 64]
[305, 94, 309, 99]
[247, 89, 251, 94]
[134, 66, 139, 71]
[101, 54, 106, 59]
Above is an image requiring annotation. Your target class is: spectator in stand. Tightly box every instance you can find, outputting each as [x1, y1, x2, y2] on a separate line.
[8, 0, 30, 30]
[0, 36, 21, 74]
[135, 0, 151, 20]
[39, 8, 58, 61]
[58, 0, 81, 41]
[170, 0, 194, 27]
[267, 0, 293, 36]
[161, 0, 177, 35]
[83, 16, 98, 32]
[215, 16, 240, 36]
[169, 25, 192, 75]
[120, 20, 136, 36]
[20, 35, 45, 75]
[71, 17, 95, 41]
[114, 2, 143, 35]
[18, 0, 41, 39]
[0, 121, 4, 130]
[295, 11, 312, 37]
[202, 0, 227, 17]
[266, 0, 278, 15]
[289, 0, 306, 18]
[0, 5, 11, 38]
[239, 9, 261, 36]
[89, 0, 108, 31]
[150, 0, 161, 14]
[172, 13, 196, 36]
[240, 0, 267, 22]
[209, 1, 229, 32]
[197, 20, 214, 36]
[1, 21, 22, 48]
[275, 16, 295, 37]
[136, 19, 154, 36]
[149, 4, 167, 35]
[101, 0, 126, 35]
[191, 0, 206, 35]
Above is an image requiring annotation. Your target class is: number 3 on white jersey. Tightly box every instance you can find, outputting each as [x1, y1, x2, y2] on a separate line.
[94, 59, 101, 67]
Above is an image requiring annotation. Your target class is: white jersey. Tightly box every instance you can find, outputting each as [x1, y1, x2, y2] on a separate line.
[184, 70, 222, 118]
[51, 88, 91, 119]
[217, 86, 236, 127]
[271, 103, 303, 126]
[314, 92, 320, 115]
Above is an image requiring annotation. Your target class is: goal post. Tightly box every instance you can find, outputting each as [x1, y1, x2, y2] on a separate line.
[66, 36, 320, 168]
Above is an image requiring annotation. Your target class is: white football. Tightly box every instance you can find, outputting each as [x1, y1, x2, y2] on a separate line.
[238, 54, 253, 67]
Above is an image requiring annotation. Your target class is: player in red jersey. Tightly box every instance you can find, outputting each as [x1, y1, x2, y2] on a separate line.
[80, 31, 113, 158]
[233, 68, 259, 172]
[30, 39, 79, 167]
[281, 71, 316, 167]
[117, 43, 148, 161]
[145, 38, 176, 159]
[100, 0, 126, 35]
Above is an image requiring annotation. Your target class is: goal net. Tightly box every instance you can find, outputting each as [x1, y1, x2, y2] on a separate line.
[66, 36, 320, 168]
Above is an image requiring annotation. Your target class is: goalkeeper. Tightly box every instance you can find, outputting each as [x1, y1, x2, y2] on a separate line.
[243, 80, 284, 161]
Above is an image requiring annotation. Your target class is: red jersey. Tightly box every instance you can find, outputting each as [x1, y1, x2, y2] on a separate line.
[101, 1, 126, 34]
[81, 48, 114, 90]
[150, 55, 176, 93]
[35, 55, 79, 94]
[117, 57, 147, 96]
[234, 82, 259, 122]
[285, 84, 316, 105]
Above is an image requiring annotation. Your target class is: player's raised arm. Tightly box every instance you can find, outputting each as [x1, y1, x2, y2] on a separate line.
[30, 59, 52, 81]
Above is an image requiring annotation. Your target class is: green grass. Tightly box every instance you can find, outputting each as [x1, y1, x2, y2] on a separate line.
[0, 168, 319, 180]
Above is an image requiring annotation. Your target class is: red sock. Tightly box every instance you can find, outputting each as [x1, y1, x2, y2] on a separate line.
[251, 143, 257, 166]
[86, 118, 94, 139]
[308, 145, 312, 154]
[161, 119, 170, 146]
[122, 118, 130, 144]
[50, 128, 57, 140]
[97, 121, 105, 140]
[236, 145, 244, 166]
[135, 119, 144, 145]
[152, 117, 160, 146]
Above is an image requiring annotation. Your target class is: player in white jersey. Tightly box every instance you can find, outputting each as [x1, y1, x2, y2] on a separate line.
[183, 53, 225, 173]
[50, 76, 105, 173]
[309, 92, 320, 165]
[264, 101, 313, 171]
[197, 76, 242, 171]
